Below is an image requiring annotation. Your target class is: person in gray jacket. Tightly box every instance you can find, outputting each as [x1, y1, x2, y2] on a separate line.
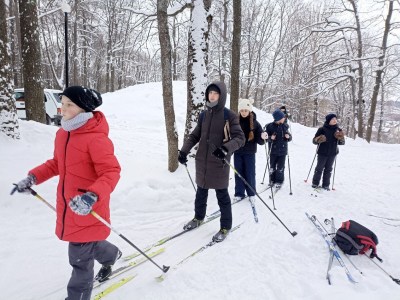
[178, 81, 245, 242]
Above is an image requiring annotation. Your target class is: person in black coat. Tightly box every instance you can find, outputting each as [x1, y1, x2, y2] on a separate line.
[312, 113, 345, 190]
[280, 105, 291, 125]
[233, 99, 267, 202]
[265, 109, 292, 188]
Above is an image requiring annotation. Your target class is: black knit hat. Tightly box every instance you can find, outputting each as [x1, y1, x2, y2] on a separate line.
[325, 113, 337, 124]
[61, 86, 102, 112]
[207, 84, 220, 94]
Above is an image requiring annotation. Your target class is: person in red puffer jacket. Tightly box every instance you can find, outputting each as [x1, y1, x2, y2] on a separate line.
[12, 86, 121, 300]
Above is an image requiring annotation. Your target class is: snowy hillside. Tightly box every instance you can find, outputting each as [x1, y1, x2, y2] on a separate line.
[1, 81, 399, 300]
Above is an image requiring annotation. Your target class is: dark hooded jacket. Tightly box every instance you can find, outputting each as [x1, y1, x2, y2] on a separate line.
[265, 122, 292, 156]
[181, 82, 245, 189]
[313, 122, 345, 156]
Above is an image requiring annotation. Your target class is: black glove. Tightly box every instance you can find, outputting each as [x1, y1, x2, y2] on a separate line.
[212, 146, 228, 160]
[11, 174, 36, 195]
[178, 150, 188, 165]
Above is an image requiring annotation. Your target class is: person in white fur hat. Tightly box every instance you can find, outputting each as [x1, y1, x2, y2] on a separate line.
[233, 99, 267, 203]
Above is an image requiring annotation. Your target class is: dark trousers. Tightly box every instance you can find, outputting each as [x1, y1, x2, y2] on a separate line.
[195, 186, 232, 230]
[269, 154, 286, 184]
[67, 240, 119, 300]
[234, 153, 256, 198]
[312, 154, 336, 187]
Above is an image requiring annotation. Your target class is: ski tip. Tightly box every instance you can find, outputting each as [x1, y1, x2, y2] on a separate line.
[291, 231, 298, 237]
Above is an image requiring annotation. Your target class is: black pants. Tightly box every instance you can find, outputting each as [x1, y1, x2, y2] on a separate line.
[67, 240, 119, 300]
[312, 154, 336, 188]
[269, 154, 286, 184]
[195, 186, 232, 230]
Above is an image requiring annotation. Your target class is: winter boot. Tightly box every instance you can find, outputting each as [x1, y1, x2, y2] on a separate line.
[274, 183, 282, 190]
[183, 218, 203, 231]
[212, 228, 230, 242]
[322, 186, 330, 191]
[94, 249, 122, 282]
[312, 184, 318, 188]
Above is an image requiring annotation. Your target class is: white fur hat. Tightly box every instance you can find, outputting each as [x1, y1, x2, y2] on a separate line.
[238, 98, 254, 112]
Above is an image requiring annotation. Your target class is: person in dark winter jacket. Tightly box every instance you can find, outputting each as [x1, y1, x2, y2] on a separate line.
[233, 98, 267, 202]
[178, 82, 245, 242]
[11, 86, 121, 300]
[312, 113, 345, 190]
[265, 109, 292, 188]
[280, 105, 291, 125]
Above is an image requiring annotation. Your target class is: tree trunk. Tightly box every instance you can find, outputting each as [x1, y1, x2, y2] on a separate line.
[0, 0, 20, 138]
[220, 0, 228, 83]
[185, 0, 212, 140]
[377, 82, 385, 143]
[365, 0, 393, 143]
[230, 0, 241, 113]
[72, 0, 79, 86]
[19, 0, 45, 123]
[157, 0, 179, 172]
[12, 0, 23, 87]
[348, 0, 365, 139]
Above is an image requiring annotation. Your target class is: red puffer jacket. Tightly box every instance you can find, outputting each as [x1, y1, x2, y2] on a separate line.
[29, 111, 121, 242]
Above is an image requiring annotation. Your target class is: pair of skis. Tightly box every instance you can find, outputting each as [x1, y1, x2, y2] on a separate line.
[305, 213, 357, 284]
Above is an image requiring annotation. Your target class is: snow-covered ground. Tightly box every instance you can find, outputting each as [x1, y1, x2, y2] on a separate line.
[1, 81, 399, 300]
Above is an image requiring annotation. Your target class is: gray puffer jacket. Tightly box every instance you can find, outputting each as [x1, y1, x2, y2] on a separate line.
[181, 81, 245, 189]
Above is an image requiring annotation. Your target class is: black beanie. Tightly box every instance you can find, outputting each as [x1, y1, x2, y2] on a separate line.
[325, 113, 337, 123]
[207, 84, 220, 94]
[61, 86, 102, 112]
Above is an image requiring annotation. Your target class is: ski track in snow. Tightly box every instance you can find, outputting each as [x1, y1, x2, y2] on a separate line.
[1, 82, 399, 300]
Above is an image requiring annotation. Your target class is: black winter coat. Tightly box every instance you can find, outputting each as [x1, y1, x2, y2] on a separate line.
[236, 112, 265, 154]
[313, 122, 345, 156]
[265, 122, 292, 156]
[181, 81, 245, 189]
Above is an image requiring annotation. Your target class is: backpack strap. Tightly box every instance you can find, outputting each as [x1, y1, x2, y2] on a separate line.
[357, 235, 382, 261]
[336, 230, 363, 250]
[199, 108, 231, 142]
[223, 107, 231, 142]
[341, 221, 351, 231]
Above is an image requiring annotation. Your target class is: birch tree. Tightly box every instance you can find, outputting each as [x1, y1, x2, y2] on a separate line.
[185, 0, 212, 139]
[0, 0, 20, 139]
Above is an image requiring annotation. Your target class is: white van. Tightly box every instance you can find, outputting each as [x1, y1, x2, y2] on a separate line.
[14, 88, 63, 125]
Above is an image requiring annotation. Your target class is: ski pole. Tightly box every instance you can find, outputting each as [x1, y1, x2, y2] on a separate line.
[331, 156, 337, 191]
[222, 158, 297, 237]
[11, 185, 57, 212]
[363, 254, 400, 285]
[304, 144, 320, 183]
[261, 142, 271, 185]
[90, 211, 169, 273]
[21, 187, 170, 273]
[287, 151, 293, 195]
[184, 163, 196, 193]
